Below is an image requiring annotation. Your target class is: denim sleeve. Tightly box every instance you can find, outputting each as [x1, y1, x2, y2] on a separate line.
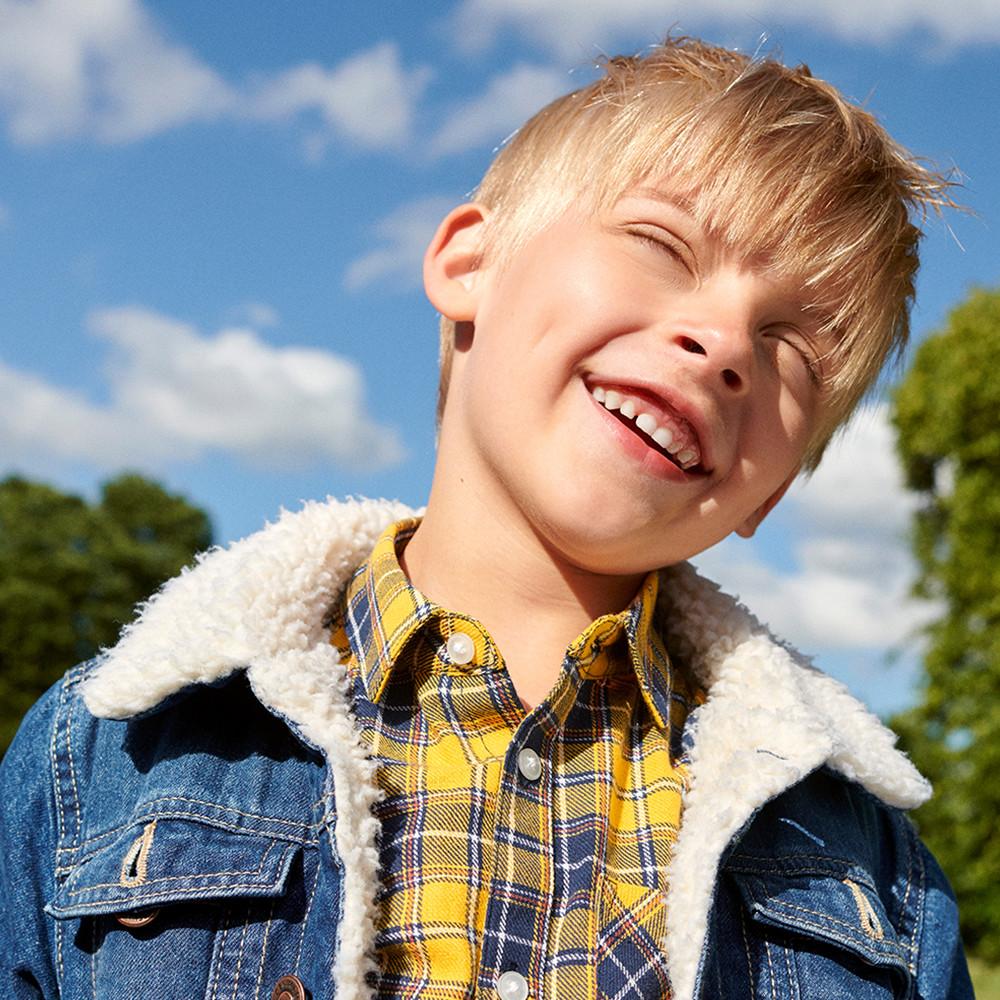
[913, 837, 975, 1000]
[0, 681, 64, 999]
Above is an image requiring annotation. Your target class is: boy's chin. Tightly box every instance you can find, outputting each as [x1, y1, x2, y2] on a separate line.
[556, 541, 701, 579]
[527, 503, 715, 578]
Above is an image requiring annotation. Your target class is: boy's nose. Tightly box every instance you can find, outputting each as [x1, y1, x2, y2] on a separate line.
[672, 329, 749, 395]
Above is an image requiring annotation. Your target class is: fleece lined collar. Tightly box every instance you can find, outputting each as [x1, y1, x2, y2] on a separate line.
[82, 497, 930, 1000]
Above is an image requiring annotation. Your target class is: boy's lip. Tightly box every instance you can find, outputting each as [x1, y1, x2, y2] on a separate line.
[582, 374, 715, 473]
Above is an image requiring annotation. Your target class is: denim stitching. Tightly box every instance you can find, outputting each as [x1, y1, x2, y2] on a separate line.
[56, 822, 137, 855]
[56, 800, 321, 857]
[59, 813, 318, 868]
[759, 898, 907, 958]
[50, 679, 67, 844]
[53, 853, 297, 914]
[783, 944, 800, 1000]
[730, 853, 856, 865]
[732, 865, 866, 882]
[293, 852, 323, 974]
[68, 839, 280, 895]
[81, 805, 315, 848]
[843, 878, 884, 940]
[63, 689, 82, 843]
[54, 879, 298, 913]
[762, 896, 877, 937]
[119, 820, 157, 888]
[897, 824, 917, 968]
[58, 813, 319, 871]
[209, 906, 230, 1000]
[764, 938, 778, 999]
[131, 796, 321, 829]
[50, 682, 73, 988]
[312, 789, 337, 810]
[55, 666, 88, 843]
[740, 902, 755, 993]
[906, 826, 927, 977]
[49, 684, 70, 1000]
[229, 907, 251, 1000]
[252, 899, 277, 1000]
[728, 855, 859, 873]
[54, 919, 64, 987]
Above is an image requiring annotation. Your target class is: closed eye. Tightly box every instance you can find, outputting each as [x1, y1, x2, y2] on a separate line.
[765, 326, 823, 387]
[626, 225, 695, 274]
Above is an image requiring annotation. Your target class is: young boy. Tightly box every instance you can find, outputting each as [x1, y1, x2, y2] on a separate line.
[0, 36, 971, 1000]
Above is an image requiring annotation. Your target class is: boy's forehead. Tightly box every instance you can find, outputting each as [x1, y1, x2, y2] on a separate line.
[615, 182, 697, 214]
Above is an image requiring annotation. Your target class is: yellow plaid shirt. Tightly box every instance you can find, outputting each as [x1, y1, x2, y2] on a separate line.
[329, 519, 700, 999]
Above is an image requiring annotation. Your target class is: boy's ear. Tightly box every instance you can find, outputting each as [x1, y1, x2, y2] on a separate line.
[734, 469, 798, 538]
[423, 203, 489, 322]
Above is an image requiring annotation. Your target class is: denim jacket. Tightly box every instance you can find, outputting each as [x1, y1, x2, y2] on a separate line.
[0, 498, 973, 1000]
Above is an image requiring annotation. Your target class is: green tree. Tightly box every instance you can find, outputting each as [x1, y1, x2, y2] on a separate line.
[0, 473, 212, 752]
[891, 287, 1000, 960]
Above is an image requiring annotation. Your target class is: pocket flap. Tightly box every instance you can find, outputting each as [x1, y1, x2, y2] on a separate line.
[730, 869, 911, 973]
[47, 816, 300, 919]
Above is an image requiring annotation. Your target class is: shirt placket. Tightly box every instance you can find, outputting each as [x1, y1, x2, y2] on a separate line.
[476, 703, 558, 1000]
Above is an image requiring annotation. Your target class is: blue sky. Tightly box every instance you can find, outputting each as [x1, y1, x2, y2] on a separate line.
[1, 0, 997, 715]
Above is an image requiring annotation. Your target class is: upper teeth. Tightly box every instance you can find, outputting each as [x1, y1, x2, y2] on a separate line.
[591, 384, 700, 469]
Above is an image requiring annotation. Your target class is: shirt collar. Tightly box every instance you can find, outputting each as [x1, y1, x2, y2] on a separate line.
[563, 570, 675, 731]
[341, 517, 434, 704]
[341, 518, 679, 729]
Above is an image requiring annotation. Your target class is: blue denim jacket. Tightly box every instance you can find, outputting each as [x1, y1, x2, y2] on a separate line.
[0, 499, 973, 1000]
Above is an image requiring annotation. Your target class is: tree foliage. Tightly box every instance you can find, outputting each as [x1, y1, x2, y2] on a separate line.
[0, 473, 212, 752]
[891, 287, 1000, 960]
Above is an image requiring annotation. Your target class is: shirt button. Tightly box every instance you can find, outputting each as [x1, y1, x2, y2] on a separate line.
[271, 974, 307, 1000]
[517, 748, 542, 782]
[446, 631, 475, 665]
[496, 970, 529, 1000]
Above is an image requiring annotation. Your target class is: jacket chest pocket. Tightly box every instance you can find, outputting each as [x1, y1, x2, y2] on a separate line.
[725, 869, 914, 1000]
[47, 816, 314, 1000]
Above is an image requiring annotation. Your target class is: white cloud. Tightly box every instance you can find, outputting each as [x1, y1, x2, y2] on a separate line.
[0, 306, 402, 472]
[0, 0, 234, 144]
[249, 42, 432, 153]
[344, 194, 458, 292]
[786, 404, 918, 536]
[0, 1, 430, 152]
[429, 63, 571, 157]
[452, 0, 1000, 58]
[692, 404, 934, 652]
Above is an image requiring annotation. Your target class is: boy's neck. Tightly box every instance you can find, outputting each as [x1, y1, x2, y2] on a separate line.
[401, 472, 644, 710]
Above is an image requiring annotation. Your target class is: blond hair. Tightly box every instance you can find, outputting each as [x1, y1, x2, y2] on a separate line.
[437, 36, 955, 469]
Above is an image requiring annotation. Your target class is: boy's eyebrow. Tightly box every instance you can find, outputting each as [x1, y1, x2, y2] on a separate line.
[625, 187, 699, 218]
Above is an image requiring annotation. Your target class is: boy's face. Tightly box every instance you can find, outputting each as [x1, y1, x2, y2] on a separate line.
[426, 184, 829, 575]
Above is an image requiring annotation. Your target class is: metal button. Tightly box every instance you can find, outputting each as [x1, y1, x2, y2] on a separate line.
[496, 970, 529, 1000]
[271, 974, 307, 1000]
[517, 748, 542, 782]
[115, 908, 159, 929]
[446, 631, 475, 665]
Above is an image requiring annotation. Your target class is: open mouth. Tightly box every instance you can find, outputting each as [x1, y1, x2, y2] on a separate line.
[588, 383, 707, 474]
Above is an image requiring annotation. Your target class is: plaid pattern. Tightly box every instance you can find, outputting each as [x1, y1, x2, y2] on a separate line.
[329, 520, 701, 999]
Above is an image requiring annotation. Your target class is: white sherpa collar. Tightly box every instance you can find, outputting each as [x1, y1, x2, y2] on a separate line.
[83, 497, 930, 1000]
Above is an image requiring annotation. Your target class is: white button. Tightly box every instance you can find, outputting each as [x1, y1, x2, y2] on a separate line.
[496, 970, 529, 1000]
[517, 748, 542, 782]
[446, 631, 475, 665]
